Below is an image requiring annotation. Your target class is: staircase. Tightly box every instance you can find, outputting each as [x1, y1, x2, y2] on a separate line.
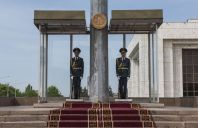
[0, 107, 50, 128]
[47, 102, 155, 128]
[149, 107, 198, 128]
[1, 103, 198, 128]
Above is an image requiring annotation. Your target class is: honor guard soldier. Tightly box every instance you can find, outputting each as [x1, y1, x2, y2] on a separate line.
[70, 48, 84, 99]
[116, 48, 131, 99]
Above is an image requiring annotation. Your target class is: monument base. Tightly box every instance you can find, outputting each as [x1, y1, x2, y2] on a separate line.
[114, 99, 133, 102]
[65, 99, 84, 102]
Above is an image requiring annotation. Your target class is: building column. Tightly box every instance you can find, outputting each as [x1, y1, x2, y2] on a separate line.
[148, 34, 151, 101]
[90, 0, 109, 102]
[148, 33, 154, 102]
[130, 50, 139, 97]
[39, 26, 48, 103]
[149, 30, 159, 103]
[164, 41, 174, 97]
[134, 60, 140, 97]
[127, 58, 133, 97]
[173, 47, 183, 97]
[139, 35, 149, 97]
[153, 26, 159, 102]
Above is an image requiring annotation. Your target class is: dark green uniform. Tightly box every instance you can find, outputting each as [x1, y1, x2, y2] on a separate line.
[116, 57, 131, 99]
[70, 57, 84, 99]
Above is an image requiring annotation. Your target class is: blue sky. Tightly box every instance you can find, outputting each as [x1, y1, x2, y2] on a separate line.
[0, 0, 197, 96]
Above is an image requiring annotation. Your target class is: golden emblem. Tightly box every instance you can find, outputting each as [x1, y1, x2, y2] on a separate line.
[92, 13, 107, 29]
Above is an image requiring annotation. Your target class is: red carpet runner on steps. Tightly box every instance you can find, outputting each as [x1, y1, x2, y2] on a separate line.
[48, 102, 156, 128]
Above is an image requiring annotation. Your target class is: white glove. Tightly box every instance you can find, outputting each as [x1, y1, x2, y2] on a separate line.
[71, 76, 73, 79]
[127, 77, 130, 80]
[80, 77, 83, 80]
[117, 76, 120, 80]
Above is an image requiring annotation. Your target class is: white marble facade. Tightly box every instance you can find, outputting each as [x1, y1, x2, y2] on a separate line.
[127, 19, 198, 97]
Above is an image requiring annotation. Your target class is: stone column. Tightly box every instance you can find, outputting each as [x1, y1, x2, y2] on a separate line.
[150, 29, 159, 102]
[164, 41, 174, 97]
[154, 26, 159, 102]
[149, 33, 154, 102]
[90, 0, 109, 102]
[43, 33, 48, 102]
[130, 58, 136, 97]
[134, 60, 140, 97]
[39, 25, 48, 103]
[148, 33, 151, 101]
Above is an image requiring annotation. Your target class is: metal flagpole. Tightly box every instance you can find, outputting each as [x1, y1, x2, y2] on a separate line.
[123, 34, 126, 48]
[70, 34, 73, 99]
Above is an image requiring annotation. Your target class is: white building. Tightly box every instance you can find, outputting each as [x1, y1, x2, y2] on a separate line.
[127, 19, 198, 98]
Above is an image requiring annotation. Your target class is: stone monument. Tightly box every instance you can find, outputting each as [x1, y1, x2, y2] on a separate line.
[89, 0, 109, 102]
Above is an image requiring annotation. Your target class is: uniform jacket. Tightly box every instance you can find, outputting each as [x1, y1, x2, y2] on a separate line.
[70, 57, 84, 77]
[116, 57, 131, 77]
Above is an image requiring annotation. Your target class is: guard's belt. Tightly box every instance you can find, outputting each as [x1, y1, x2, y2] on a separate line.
[118, 68, 128, 69]
[73, 68, 82, 69]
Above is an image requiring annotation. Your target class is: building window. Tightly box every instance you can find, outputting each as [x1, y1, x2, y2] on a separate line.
[183, 49, 198, 97]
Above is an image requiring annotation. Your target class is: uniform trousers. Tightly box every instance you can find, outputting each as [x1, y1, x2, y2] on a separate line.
[72, 77, 81, 99]
[118, 77, 127, 99]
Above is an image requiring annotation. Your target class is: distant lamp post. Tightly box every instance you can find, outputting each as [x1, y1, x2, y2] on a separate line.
[15, 88, 17, 98]
[6, 84, 9, 97]
[5, 81, 26, 98]
[12, 82, 26, 98]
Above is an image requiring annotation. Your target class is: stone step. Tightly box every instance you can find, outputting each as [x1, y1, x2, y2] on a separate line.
[152, 115, 181, 121]
[1, 121, 197, 128]
[153, 115, 198, 122]
[34, 102, 63, 108]
[1, 106, 198, 128]
[0, 115, 48, 122]
[140, 103, 164, 108]
[182, 115, 198, 121]
[155, 121, 185, 128]
[185, 121, 198, 128]
[0, 111, 49, 116]
[155, 121, 198, 128]
[0, 109, 51, 116]
[150, 110, 198, 115]
[1, 114, 198, 122]
[48, 120, 155, 127]
[0, 121, 47, 128]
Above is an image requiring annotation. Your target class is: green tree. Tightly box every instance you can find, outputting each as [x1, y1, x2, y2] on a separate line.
[80, 86, 88, 97]
[7, 85, 16, 97]
[0, 83, 24, 97]
[15, 89, 24, 97]
[24, 84, 38, 97]
[0, 83, 8, 97]
[47, 85, 62, 97]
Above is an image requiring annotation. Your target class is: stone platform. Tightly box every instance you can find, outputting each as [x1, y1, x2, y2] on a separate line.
[1, 105, 198, 127]
[33, 101, 164, 108]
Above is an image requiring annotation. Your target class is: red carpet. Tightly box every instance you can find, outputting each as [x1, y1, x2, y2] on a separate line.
[48, 102, 155, 128]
